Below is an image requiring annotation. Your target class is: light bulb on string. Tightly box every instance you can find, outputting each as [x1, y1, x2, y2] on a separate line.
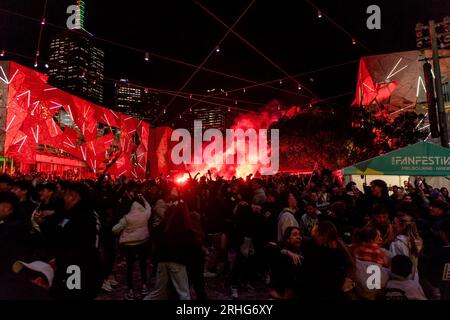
[297, 84, 302, 90]
[352, 38, 356, 45]
[228, 107, 231, 112]
[34, 60, 38, 68]
[225, 92, 228, 97]
[179, 114, 182, 119]
[243, 88, 246, 93]
[0, 50, 5, 57]
[215, 46, 220, 53]
[317, 10, 322, 18]
[189, 107, 192, 112]
[277, 105, 281, 111]
[189, 94, 193, 99]
[41, 18, 46, 25]
[279, 80, 283, 85]
[234, 100, 238, 105]
[35, 50, 40, 57]
[44, 63, 49, 69]
[145, 52, 150, 61]
[163, 109, 166, 114]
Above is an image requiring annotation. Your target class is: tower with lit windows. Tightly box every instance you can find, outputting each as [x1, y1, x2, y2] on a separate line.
[47, 0, 104, 104]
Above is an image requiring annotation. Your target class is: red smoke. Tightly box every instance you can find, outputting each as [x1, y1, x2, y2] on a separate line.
[176, 101, 281, 181]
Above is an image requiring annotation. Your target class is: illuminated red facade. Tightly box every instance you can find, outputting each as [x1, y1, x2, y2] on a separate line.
[0, 61, 149, 179]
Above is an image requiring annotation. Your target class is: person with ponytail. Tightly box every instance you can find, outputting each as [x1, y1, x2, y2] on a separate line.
[390, 213, 423, 282]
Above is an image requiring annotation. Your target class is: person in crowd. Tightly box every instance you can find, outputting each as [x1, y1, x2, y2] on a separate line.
[11, 180, 37, 222]
[112, 187, 152, 300]
[0, 192, 26, 278]
[145, 200, 198, 300]
[299, 202, 319, 238]
[299, 221, 353, 300]
[50, 183, 102, 300]
[350, 226, 390, 300]
[440, 187, 450, 203]
[267, 226, 303, 299]
[277, 192, 299, 242]
[384, 255, 427, 300]
[390, 213, 423, 282]
[366, 204, 395, 249]
[367, 180, 396, 218]
[251, 178, 266, 206]
[0, 174, 13, 192]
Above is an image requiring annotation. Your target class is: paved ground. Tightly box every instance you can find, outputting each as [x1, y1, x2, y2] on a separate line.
[96, 257, 270, 300]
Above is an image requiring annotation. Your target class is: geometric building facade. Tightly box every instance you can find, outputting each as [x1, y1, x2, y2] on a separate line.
[353, 49, 450, 114]
[0, 61, 149, 179]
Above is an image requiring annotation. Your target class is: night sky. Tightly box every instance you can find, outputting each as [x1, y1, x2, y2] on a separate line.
[1, 0, 448, 121]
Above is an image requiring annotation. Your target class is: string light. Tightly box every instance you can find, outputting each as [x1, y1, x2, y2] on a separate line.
[225, 91, 228, 97]
[163, 109, 166, 114]
[41, 18, 46, 25]
[35, 50, 40, 57]
[44, 63, 49, 69]
[317, 10, 322, 18]
[352, 38, 356, 45]
[277, 105, 281, 110]
[235, 100, 238, 105]
[228, 106, 231, 112]
[34, 60, 38, 67]
[279, 80, 283, 85]
[189, 94, 193, 99]
[243, 88, 246, 93]
[189, 107, 192, 112]
[215, 46, 220, 53]
[145, 52, 150, 61]
[0, 50, 5, 57]
[298, 84, 302, 90]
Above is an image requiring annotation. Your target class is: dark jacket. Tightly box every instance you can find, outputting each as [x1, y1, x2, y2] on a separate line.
[50, 201, 101, 300]
[298, 244, 347, 300]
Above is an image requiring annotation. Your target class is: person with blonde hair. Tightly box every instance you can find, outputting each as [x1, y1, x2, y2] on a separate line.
[390, 213, 423, 282]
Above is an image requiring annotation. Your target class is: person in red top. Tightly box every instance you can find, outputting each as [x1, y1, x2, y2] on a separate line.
[351, 225, 390, 268]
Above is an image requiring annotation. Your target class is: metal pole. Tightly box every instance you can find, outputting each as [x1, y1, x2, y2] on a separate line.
[429, 20, 449, 147]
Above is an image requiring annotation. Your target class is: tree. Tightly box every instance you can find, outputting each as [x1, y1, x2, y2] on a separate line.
[271, 105, 429, 171]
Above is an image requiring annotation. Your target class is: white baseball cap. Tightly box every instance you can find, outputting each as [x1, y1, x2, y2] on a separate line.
[12, 260, 54, 287]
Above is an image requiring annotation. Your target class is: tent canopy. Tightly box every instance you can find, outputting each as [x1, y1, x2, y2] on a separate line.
[340, 142, 450, 176]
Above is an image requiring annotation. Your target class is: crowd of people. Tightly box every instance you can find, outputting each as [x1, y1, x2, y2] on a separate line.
[1, 170, 450, 300]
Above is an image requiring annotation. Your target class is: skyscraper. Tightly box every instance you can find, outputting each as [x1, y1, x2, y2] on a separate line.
[114, 79, 161, 122]
[48, 29, 105, 104]
[190, 105, 228, 132]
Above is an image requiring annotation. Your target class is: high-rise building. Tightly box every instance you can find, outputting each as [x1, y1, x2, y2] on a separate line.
[114, 79, 161, 122]
[48, 28, 104, 104]
[190, 105, 228, 132]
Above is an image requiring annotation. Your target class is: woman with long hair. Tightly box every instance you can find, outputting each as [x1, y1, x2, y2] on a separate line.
[390, 213, 423, 281]
[145, 199, 199, 300]
[299, 221, 354, 300]
[268, 226, 303, 300]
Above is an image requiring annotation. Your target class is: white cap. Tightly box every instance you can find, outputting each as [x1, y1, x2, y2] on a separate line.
[12, 261, 54, 287]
